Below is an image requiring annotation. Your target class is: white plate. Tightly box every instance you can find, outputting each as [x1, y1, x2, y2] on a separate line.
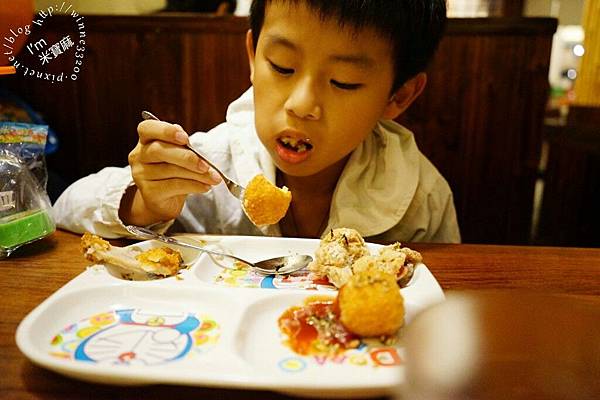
[16, 235, 444, 398]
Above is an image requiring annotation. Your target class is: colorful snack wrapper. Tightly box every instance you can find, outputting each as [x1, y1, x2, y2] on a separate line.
[0, 122, 55, 258]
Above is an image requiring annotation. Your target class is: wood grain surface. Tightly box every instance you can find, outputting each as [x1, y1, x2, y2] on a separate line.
[1, 230, 599, 399]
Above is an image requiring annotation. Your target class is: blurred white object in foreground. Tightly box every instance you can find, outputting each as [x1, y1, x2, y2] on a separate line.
[399, 291, 600, 400]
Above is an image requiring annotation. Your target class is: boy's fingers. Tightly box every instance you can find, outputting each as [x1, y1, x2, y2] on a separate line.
[140, 141, 212, 174]
[137, 120, 189, 145]
[143, 178, 213, 198]
[137, 163, 222, 185]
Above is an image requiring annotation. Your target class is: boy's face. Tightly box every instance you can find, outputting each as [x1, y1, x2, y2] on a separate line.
[247, 1, 398, 177]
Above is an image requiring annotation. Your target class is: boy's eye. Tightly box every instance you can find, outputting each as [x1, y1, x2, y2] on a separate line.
[268, 60, 294, 75]
[331, 80, 363, 90]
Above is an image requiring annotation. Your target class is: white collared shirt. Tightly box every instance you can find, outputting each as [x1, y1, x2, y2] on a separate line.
[53, 88, 460, 243]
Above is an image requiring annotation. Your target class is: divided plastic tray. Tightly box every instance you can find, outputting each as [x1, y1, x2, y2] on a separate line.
[16, 235, 444, 398]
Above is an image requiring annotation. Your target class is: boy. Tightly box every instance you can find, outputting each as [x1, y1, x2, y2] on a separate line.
[54, 0, 460, 243]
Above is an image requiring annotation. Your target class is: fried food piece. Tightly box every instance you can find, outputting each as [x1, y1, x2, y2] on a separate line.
[309, 229, 422, 288]
[81, 232, 111, 263]
[352, 253, 403, 277]
[338, 268, 404, 337]
[395, 243, 423, 265]
[318, 228, 369, 267]
[81, 232, 183, 276]
[336, 241, 421, 288]
[135, 247, 183, 276]
[308, 228, 369, 287]
[325, 266, 354, 289]
[376, 244, 408, 274]
[243, 174, 292, 226]
[381, 242, 422, 286]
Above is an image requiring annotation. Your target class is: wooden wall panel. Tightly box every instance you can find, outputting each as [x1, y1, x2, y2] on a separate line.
[537, 107, 600, 247]
[1, 15, 556, 244]
[399, 18, 556, 244]
[3, 15, 250, 180]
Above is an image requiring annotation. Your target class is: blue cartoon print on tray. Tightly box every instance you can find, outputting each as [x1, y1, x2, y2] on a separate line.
[50, 308, 220, 365]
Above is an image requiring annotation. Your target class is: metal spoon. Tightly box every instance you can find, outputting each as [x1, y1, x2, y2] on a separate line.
[126, 225, 312, 275]
[140, 111, 245, 200]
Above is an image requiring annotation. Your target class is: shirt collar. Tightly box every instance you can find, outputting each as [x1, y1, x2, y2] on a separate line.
[327, 120, 420, 237]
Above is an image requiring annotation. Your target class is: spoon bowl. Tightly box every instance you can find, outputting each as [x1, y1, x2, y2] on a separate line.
[126, 225, 312, 275]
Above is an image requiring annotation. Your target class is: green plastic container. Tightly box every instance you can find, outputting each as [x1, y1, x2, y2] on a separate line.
[0, 209, 55, 252]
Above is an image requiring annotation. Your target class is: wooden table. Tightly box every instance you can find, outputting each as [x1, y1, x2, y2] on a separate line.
[2, 230, 600, 399]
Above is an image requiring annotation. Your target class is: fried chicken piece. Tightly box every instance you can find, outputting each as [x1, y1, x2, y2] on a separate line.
[352, 252, 404, 276]
[325, 266, 354, 289]
[385, 243, 422, 286]
[377, 244, 408, 273]
[309, 229, 422, 288]
[134, 247, 183, 276]
[243, 174, 292, 226]
[338, 268, 404, 337]
[351, 243, 421, 286]
[81, 232, 183, 276]
[308, 228, 369, 287]
[319, 228, 369, 266]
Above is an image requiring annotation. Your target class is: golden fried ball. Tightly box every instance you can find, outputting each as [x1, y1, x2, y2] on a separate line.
[338, 268, 404, 337]
[243, 174, 292, 226]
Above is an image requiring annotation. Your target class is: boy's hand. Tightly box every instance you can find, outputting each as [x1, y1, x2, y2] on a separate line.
[119, 120, 221, 226]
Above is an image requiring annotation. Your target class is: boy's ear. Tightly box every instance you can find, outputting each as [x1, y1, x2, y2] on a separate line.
[382, 73, 427, 120]
[245, 29, 255, 83]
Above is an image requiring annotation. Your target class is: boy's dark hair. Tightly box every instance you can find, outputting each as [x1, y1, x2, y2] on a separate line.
[249, 0, 447, 91]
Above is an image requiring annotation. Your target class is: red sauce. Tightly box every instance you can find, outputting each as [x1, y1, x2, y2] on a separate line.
[311, 276, 333, 286]
[278, 296, 358, 355]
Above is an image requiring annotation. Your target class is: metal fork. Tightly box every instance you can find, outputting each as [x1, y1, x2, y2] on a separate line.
[141, 111, 245, 200]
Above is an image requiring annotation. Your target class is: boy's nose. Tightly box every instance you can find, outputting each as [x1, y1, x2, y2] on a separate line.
[284, 78, 322, 120]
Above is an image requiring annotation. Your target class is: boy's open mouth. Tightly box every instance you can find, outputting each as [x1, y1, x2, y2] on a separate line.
[277, 137, 314, 153]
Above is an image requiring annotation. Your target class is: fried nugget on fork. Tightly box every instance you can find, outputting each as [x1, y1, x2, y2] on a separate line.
[243, 174, 292, 226]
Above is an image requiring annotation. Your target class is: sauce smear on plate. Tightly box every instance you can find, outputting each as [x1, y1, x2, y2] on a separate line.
[278, 295, 359, 355]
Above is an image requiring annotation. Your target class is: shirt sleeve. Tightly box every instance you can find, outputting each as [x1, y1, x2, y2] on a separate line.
[427, 189, 461, 243]
[398, 176, 461, 244]
[52, 166, 173, 238]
